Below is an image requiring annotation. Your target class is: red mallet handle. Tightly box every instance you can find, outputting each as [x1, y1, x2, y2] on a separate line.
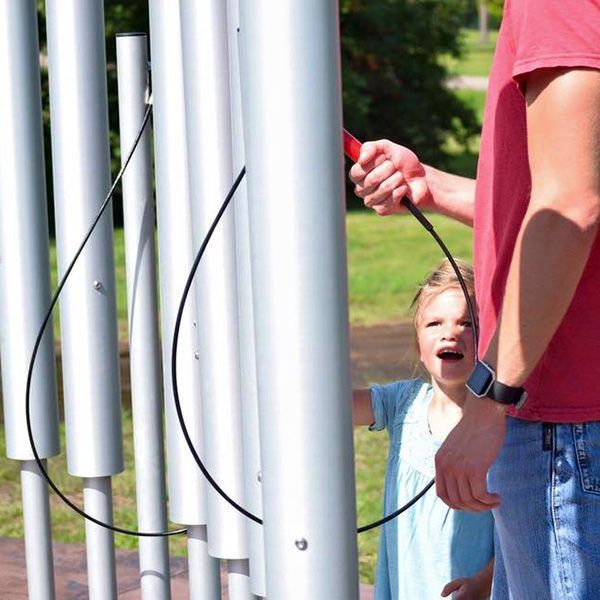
[343, 129, 362, 162]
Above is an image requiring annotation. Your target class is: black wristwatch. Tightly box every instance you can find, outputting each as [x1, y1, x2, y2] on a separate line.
[466, 360, 528, 409]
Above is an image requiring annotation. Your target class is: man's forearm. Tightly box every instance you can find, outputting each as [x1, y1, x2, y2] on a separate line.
[484, 199, 600, 386]
[423, 164, 476, 226]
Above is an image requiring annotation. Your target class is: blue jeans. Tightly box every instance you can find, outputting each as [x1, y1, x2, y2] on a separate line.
[488, 418, 600, 599]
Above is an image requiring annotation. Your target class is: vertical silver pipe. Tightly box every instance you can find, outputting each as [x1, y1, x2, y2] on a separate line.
[83, 478, 117, 600]
[0, 0, 59, 463]
[187, 526, 221, 600]
[178, 2, 250, 588]
[45, 2, 122, 597]
[228, 560, 253, 598]
[227, 0, 266, 595]
[0, 2, 59, 598]
[147, 1, 221, 595]
[21, 461, 55, 600]
[116, 33, 171, 600]
[238, 1, 360, 598]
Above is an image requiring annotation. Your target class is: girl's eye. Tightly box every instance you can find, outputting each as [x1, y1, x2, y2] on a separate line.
[461, 320, 472, 328]
[426, 321, 440, 327]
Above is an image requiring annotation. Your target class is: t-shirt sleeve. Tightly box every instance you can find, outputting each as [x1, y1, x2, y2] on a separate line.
[508, 0, 600, 81]
[368, 379, 419, 432]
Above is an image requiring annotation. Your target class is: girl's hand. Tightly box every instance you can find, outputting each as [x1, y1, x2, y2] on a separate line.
[349, 139, 432, 215]
[441, 575, 489, 599]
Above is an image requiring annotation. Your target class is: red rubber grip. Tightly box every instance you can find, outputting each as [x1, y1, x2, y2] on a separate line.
[343, 129, 361, 162]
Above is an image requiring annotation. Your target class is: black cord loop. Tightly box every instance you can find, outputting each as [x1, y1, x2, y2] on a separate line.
[26, 99, 478, 536]
[26, 104, 187, 537]
[170, 182, 480, 534]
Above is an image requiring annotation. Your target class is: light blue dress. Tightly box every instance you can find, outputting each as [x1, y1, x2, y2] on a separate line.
[370, 379, 494, 600]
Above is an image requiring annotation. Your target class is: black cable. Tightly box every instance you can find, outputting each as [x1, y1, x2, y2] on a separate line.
[169, 166, 261, 524]
[170, 184, 479, 534]
[25, 103, 187, 537]
[26, 98, 477, 535]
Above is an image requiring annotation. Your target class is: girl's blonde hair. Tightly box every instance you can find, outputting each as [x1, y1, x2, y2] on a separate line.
[411, 258, 476, 330]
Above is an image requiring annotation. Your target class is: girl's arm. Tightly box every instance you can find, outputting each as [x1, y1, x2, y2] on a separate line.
[353, 389, 375, 426]
[441, 559, 494, 599]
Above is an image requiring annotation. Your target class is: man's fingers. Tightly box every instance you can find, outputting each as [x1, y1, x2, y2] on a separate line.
[364, 172, 407, 207]
[357, 141, 378, 165]
[440, 470, 500, 512]
[469, 475, 501, 509]
[357, 139, 390, 165]
[436, 465, 461, 510]
[362, 160, 397, 196]
[404, 175, 430, 206]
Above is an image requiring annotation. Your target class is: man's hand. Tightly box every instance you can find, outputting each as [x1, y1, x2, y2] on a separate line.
[349, 139, 432, 215]
[435, 395, 506, 512]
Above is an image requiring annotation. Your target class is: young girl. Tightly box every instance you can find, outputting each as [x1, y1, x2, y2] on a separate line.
[354, 259, 494, 600]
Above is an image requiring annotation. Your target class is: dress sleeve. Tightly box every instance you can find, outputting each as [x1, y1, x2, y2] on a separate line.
[368, 379, 419, 432]
[508, 0, 600, 82]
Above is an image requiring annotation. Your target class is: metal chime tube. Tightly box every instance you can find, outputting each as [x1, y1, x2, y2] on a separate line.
[20, 462, 56, 600]
[179, 2, 252, 597]
[116, 33, 171, 600]
[45, 1, 123, 597]
[0, 10, 60, 595]
[238, 0, 360, 597]
[147, 1, 221, 596]
[227, 0, 266, 595]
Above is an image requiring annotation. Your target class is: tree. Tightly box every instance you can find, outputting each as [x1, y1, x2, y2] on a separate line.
[340, 0, 479, 191]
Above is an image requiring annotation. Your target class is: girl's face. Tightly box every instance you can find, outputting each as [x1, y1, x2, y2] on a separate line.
[416, 288, 475, 386]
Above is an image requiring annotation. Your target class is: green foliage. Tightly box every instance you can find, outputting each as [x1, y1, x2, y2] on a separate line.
[340, 0, 480, 178]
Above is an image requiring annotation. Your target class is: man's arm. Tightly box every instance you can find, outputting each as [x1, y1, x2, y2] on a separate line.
[422, 164, 476, 226]
[349, 140, 476, 226]
[435, 67, 600, 512]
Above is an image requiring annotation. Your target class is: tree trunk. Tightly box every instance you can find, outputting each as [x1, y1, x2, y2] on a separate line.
[479, 0, 489, 45]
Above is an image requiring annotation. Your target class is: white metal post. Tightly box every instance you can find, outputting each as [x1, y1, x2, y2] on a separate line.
[147, 1, 222, 596]
[45, 1, 123, 597]
[227, 0, 266, 595]
[116, 32, 171, 600]
[238, 1, 360, 597]
[178, 6, 251, 597]
[0, 1, 59, 599]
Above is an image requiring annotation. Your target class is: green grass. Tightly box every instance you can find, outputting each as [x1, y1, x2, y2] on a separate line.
[442, 88, 487, 178]
[347, 212, 473, 324]
[355, 426, 389, 582]
[440, 28, 497, 77]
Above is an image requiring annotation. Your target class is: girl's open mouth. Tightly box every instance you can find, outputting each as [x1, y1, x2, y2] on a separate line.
[436, 349, 464, 361]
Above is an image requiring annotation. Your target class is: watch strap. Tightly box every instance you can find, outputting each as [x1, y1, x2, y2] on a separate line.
[487, 379, 528, 409]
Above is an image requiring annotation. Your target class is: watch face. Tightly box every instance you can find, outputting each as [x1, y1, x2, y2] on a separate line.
[467, 362, 495, 396]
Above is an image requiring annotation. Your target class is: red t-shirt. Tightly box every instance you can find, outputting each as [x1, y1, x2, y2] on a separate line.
[474, 0, 600, 422]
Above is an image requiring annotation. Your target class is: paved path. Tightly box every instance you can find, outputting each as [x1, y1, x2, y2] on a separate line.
[446, 74, 488, 91]
[0, 537, 374, 599]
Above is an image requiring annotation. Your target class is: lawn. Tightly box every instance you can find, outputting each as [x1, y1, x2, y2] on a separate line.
[440, 28, 498, 77]
[0, 26, 495, 587]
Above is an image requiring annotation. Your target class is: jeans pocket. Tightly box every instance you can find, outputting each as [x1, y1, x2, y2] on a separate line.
[573, 422, 600, 495]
